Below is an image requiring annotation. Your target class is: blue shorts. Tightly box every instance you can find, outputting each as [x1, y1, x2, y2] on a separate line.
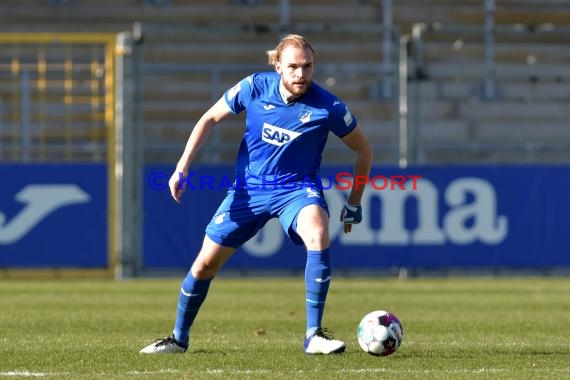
[205, 184, 329, 248]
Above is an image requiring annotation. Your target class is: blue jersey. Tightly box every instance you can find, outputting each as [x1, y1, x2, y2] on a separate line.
[224, 71, 357, 186]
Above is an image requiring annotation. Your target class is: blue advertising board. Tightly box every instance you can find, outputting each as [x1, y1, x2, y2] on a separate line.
[0, 164, 108, 268]
[3, 164, 568, 272]
[143, 165, 570, 271]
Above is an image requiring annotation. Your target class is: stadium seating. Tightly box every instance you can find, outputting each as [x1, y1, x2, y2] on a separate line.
[0, 0, 569, 164]
[414, 16, 570, 162]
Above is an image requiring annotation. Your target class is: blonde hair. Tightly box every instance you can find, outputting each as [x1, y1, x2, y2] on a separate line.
[266, 34, 315, 66]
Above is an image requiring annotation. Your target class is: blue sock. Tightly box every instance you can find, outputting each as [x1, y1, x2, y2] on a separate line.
[305, 249, 331, 339]
[172, 272, 212, 343]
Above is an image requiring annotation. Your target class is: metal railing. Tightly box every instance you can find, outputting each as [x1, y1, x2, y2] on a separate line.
[0, 33, 116, 163]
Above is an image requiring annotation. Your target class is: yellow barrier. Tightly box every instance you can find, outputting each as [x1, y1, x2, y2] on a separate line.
[0, 33, 118, 278]
[0, 33, 116, 162]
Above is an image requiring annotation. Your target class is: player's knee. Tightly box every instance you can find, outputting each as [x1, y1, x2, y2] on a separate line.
[191, 237, 234, 279]
[190, 260, 219, 279]
[301, 225, 329, 250]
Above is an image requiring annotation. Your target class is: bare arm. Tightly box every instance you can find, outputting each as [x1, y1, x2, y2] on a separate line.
[340, 125, 373, 232]
[169, 97, 233, 202]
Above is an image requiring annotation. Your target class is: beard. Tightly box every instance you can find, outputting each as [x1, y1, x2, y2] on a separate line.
[282, 79, 311, 97]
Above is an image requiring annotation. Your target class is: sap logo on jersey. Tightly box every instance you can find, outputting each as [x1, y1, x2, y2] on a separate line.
[262, 123, 301, 146]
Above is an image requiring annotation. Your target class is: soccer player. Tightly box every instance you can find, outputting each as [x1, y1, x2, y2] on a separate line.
[140, 34, 372, 355]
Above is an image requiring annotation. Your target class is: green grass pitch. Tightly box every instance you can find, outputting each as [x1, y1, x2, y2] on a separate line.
[1, 276, 569, 379]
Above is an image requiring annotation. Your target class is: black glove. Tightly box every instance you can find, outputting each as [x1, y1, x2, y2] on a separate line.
[341, 203, 362, 224]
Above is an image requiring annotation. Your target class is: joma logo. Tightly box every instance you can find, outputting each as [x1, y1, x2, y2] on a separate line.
[0, 184, 90, 244]
[243, 177, 509, 257]
[261, 123, 301, 146]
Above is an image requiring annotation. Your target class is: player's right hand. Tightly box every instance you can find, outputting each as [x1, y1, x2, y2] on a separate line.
[169, 170, 187, 203]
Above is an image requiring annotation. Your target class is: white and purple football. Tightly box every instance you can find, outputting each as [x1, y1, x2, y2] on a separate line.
[357, 310, 404, 356]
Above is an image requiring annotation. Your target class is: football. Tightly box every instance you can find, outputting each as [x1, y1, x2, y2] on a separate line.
[356, 310, 404, 356]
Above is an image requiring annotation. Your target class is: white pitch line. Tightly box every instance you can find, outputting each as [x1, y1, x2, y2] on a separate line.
[126, 369, 180, 376]
[0, 372, 68, 378]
